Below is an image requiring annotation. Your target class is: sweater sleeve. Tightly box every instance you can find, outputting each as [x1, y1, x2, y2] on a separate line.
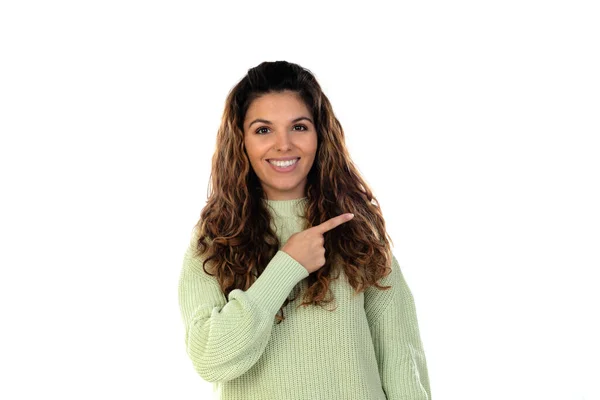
[364, 254, 432, 400]
[177, 231, 309, 383]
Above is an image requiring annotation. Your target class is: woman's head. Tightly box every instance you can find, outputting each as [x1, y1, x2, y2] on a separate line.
[243, 90, 317, 200]
[194, 61, 393, 323]
[222, 61, 334, 200]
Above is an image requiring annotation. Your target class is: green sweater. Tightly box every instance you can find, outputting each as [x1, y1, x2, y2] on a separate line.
[178, 197, 431, 399]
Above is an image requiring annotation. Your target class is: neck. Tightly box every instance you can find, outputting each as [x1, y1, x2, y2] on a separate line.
[262, 196, 308, 218]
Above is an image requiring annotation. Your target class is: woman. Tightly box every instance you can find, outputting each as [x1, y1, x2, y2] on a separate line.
[178, 61, 431, 399]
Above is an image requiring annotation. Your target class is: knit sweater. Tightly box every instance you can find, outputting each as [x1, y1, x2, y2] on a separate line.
[178, 197, 431, 400]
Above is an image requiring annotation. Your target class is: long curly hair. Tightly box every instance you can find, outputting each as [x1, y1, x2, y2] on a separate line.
[192, 60, 394, 323]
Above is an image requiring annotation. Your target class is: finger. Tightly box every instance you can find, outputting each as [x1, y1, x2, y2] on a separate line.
[315, 213, 354, 233]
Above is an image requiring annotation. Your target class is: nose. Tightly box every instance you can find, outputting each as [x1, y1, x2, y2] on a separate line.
[274, 131, 292, 151]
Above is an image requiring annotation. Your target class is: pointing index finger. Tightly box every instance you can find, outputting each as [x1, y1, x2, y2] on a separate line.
[316, 213, 354, 233]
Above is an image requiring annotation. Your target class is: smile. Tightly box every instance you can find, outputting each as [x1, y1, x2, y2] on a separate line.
[266, 158, 300, 172]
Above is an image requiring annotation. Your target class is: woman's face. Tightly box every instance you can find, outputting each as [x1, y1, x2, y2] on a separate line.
[243, 90, 318, 200]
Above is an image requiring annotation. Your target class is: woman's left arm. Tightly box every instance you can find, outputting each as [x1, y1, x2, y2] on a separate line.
[364, 254, 432, 400]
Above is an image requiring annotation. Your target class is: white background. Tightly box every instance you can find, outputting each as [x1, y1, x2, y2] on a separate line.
[1, 0, 599, 399]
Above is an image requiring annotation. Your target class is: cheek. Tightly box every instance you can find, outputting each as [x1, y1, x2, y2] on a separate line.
[245, 140, 268, 164]
[305, 135, 318, 157]
[243, 138, 258, 158]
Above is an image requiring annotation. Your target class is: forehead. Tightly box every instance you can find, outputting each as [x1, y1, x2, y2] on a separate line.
[245, 91, 310, 117]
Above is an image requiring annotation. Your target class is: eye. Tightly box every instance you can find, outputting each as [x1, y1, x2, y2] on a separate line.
[255, 125, 308, 134]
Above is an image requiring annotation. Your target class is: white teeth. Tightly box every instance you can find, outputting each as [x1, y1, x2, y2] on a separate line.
[268, 158, 298, 167]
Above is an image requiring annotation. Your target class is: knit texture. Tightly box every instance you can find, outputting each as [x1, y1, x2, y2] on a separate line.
[178, 197, 431, 400]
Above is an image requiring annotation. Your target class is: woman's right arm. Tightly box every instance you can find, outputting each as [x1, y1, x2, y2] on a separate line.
[177, 231, 308, 383]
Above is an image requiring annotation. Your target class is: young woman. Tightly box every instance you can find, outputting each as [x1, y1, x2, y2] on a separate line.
[178, 61, 431, 400]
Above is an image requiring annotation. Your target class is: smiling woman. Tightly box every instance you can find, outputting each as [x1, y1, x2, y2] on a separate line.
[178, 61, 431, 400]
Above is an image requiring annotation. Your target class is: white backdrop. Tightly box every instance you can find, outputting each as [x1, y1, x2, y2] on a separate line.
[1, 0, 599, 399]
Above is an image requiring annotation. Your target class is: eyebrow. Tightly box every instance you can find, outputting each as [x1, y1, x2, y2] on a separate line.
[247, 116, 314, 129]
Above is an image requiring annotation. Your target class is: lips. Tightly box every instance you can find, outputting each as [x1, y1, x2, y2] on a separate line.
[266, 157, 300, 172]
[266, 157, 300, 161]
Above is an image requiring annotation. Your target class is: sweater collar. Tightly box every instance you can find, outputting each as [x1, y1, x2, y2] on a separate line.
[262, 196, 308, 218]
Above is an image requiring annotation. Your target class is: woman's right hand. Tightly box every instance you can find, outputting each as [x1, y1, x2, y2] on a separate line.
[281, 213, 354, 274]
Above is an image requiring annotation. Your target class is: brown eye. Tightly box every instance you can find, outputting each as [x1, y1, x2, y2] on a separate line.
[293, 125, 308, 131]
[256, 127, 269, 134]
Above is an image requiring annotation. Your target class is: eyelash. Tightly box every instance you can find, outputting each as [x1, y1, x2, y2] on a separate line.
[255, 125, 308, 135]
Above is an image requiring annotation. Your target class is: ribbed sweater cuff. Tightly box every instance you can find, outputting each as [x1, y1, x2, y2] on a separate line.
[244, 250, 309, 317]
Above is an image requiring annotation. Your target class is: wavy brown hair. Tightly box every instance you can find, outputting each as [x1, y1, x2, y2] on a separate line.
[191, 60, 394, 323]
